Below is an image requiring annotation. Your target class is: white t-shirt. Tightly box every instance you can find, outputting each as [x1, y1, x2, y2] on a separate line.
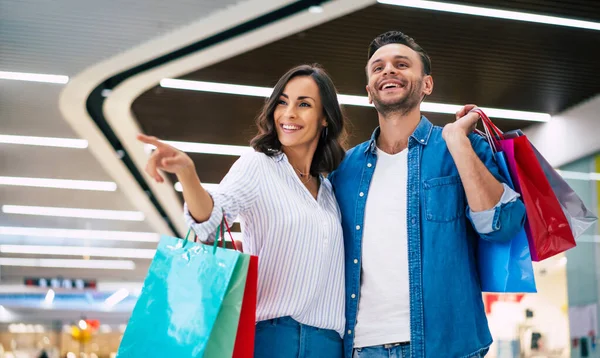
[354, 147, 410, 348]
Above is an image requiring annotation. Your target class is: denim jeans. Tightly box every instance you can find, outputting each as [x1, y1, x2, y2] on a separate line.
[254, 316, 343, 358]
[353, 343, 411, 358]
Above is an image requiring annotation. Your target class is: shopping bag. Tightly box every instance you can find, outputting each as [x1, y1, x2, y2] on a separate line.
[117, 229, 241, 358]
[475, 109, 576, 261]
[232, 254, 258, 358]
[205, 217, 257, 358]
[204, 254, 249, 357]
[477, 150, 537, 292]
[501, 130, 597, 239]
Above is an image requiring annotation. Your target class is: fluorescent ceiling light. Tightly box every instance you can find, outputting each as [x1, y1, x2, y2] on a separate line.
[145, 140, 252, 156]
[0, 176, 117, 191]
[105, 288, 129, 308]
[159, 79, 550, 122]
[160, 79, 271, 97]
[0, 226, 159, 242]
[2, 205, 145, 221]
[0, 245, 156, 259]
[174, 182, 219, 192]
[0, 71, 69, 84]
[555, 170, 600, 181]
[308, 5, 324, 14]
[0, 258, 135, 270]
[377, 0, 600, 31]
[0, 134, 88, 149]
[44, 289, 55, 304]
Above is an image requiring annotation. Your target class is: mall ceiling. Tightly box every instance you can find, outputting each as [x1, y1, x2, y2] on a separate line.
[132, 0, 600, 202]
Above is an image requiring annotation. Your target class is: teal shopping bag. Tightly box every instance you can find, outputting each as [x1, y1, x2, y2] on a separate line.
[117, 230, 241, 358]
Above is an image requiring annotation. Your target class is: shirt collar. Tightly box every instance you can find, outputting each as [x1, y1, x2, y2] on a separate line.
[364, 115, 434, 154]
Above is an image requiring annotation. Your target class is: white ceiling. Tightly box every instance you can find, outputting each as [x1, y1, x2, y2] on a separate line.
[0, 0, 244, 292]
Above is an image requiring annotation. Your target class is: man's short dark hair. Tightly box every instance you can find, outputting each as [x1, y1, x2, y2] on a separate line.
[367, 31, 432, 75]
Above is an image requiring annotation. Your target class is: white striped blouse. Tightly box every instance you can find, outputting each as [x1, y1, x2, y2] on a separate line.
[184, 151, 346, 337]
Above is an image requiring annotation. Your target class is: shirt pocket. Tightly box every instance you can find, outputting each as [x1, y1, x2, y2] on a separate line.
[423, 175, 465, 222]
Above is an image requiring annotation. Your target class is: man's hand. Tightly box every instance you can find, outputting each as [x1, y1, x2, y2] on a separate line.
[442, 104, 481, 142]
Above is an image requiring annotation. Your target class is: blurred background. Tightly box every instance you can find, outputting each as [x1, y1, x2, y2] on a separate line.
[1, 0, 599, 357]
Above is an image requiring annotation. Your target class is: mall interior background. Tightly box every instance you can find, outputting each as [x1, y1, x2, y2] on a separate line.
[1, 0, 599, 357]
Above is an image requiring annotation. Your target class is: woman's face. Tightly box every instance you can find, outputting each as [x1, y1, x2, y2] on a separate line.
[273, 76, 327, 151]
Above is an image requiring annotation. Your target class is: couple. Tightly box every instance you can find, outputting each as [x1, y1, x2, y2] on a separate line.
[139, 31, 526, 358]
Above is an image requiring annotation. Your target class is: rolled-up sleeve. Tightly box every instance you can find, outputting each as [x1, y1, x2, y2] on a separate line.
[466, 134, 527, 243]
[467, 183, 520, 234]
[184, 151, 262, 243]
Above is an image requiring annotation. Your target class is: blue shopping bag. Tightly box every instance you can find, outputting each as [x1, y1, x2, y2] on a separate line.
[117, 230, 241, 357]
[478, 151, 537, 293]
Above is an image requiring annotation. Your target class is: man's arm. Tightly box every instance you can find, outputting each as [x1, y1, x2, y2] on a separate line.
[443, 107, 525, 242]
[445, 132, 504, 212]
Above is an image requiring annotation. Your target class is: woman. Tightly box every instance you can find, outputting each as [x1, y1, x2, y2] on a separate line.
[138, 64, 347, 357]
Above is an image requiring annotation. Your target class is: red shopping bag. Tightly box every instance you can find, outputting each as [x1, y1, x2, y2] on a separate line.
[232, 254, 257, 358]
[476, 109, 576, 261]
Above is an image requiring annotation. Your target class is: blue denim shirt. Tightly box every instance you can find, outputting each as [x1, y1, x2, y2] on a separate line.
[329, 116, 526, 358]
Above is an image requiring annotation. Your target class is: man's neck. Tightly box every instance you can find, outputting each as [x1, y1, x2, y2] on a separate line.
[376, 106, 422, 155]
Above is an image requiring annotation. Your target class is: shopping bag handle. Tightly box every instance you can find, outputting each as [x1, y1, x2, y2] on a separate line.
[185, 228, 198, 243]
[183, 227, 221, 252]
[215, 211, 239, 252]
[470, 108, 504, 152]
[183, 213, 238, 254]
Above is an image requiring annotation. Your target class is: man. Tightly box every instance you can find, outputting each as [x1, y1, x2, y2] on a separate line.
[329, 31, 526, 357]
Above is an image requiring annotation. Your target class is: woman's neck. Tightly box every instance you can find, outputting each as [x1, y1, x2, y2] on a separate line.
[282, 142, 317, 176]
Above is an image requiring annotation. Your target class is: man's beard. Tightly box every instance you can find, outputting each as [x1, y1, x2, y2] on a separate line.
[371, 81, 422, 117]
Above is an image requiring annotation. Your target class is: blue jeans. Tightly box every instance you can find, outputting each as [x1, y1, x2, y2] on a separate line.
[254, 316, 343, 358]
[353, 343, 411, 358]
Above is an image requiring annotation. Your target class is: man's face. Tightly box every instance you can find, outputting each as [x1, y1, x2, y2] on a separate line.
[365, 44, 433, 116]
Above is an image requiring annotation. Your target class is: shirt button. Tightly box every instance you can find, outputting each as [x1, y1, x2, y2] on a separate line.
[420, 139, 425, 143]
[354, 259, 358, 264]
[355, 225, 361, 230]
[411, 218, 416, 225]
[367, 163, 372, 168]
[348, 330, 352, 335]
[359, 192, 364, 197]
[351, 294, 356, 299]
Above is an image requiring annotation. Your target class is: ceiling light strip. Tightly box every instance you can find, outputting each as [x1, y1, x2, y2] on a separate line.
[0, 226, 159, 242]
[160, 79, 551, 122]
[105, 289, 130, 308]
[174, 182, 219, 192]
[0, 245, 156, 259]
[162, 140, 253, 156]
[0, 134, 88, 149]
[0, 258, 135, 270]
[377, 0, 600, 31]
[0, 176, 117, 191]
[44, 289, 55, 304]
[2, 205, 145, 222]
[0, 71, 70, 84]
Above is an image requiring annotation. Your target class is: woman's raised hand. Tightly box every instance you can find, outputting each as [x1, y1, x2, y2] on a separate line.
[137, 134, 195, 183]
